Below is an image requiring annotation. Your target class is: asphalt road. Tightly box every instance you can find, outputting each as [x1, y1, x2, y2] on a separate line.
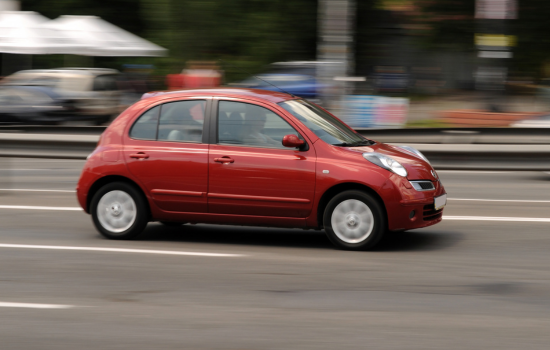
[0, 158, 549, 349]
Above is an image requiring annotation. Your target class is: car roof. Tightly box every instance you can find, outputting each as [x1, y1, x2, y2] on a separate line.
[142, 88, 297, 103]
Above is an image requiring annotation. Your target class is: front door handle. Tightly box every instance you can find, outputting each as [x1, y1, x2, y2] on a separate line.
[214, 156, 234, 164]
[130, 152, 149, 159]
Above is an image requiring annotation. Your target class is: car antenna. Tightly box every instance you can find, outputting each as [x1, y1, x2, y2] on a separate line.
[219, 59, 296, 98]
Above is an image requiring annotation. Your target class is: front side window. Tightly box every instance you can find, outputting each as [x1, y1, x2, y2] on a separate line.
[218, 101, 299, 149]
[279, 99, 370, 146]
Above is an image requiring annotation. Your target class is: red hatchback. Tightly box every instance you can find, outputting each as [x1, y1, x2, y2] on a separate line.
[76, 88, 446, 250]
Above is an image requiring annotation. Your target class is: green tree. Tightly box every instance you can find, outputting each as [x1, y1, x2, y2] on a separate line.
[21, 0, 318, 81]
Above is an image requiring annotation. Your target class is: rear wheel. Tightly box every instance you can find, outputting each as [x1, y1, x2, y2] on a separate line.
[90, 182, 149, 240]
[323, 190, 386, 250]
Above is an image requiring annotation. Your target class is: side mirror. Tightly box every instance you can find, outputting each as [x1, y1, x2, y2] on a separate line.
[282, 134, 305, 148]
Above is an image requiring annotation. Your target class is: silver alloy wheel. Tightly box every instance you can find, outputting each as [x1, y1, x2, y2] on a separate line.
[330, 199, 374, 244]
[96, 190, 137, 233]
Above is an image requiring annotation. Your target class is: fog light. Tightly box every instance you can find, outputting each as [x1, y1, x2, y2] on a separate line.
[409, 210, 416, 219]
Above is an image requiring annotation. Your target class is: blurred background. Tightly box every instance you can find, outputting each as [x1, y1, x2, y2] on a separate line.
[2, 2, 550, 349]
[1, 0, 549, 128]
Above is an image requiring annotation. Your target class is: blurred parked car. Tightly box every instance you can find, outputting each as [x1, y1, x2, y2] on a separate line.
[232, 61, 335, 100]
[1, 68, 121, 124]
[372, 66, 410, 93]
[0, 85, 77, 124]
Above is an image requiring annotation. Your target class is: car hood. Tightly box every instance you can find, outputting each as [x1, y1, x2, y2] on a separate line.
[345, 142, 438, 181]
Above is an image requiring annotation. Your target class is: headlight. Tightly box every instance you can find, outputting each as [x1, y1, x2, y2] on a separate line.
[363, 152, 408, 177]
[398, 145, 430, 164]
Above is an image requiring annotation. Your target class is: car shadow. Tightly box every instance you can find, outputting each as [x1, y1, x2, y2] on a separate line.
[139, 223, 333, 249]
[374, 229, 463, 252]
[531, 172, 550, 182]
[138, 223, 462, 252]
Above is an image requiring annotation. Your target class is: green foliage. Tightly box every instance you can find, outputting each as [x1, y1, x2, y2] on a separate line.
[413, 0, 550, 79]
[414, 0, 476, 51]
[21, 0, 318, 82]
[513, 0, 550, 78]
[405, 118, 449, 128]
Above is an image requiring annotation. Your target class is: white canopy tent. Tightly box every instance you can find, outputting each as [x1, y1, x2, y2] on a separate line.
[44, 15, 167, 57]
[0, 11, 84, 55]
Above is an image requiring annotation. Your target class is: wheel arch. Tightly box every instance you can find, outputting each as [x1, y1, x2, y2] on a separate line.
[86, 175, 149, 214]
[316, 182, 388, 229]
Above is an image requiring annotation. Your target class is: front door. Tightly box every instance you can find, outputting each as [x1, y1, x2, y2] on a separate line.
[124, 99, 210, 213]
[208, 100, 316, 218]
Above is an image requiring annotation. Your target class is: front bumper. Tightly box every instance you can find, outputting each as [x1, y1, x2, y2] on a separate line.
[386, 176, 446, 231]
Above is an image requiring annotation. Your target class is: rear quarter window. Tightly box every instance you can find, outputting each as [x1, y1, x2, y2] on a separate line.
[129, 106, 160, 140]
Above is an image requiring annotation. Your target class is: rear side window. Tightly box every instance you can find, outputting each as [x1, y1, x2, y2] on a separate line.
[129, 106, 160, 140]
[129, 100, 206, 142]
[157, 100, 205, 142]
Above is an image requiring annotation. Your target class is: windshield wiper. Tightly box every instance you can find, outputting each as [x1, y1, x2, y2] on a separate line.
[333, 142, 355, 147]
[334, 140, 374, 147]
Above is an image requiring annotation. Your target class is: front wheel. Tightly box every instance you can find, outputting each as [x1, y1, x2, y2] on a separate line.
[323, 190, 386, 250]
[90, 182, 149, 240]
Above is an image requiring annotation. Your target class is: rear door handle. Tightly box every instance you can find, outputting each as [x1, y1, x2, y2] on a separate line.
[130, 152, 149, 159]
[214, 156, 234, 164]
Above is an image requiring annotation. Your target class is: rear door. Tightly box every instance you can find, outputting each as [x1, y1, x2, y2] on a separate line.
[207, 99, 316, 218]
[123, 98, 211, 213]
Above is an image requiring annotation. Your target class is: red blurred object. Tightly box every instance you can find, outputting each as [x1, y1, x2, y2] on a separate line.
[76, 88, 445, 250]
[166, 74, 184, 90]
[166, 61, 222, 90]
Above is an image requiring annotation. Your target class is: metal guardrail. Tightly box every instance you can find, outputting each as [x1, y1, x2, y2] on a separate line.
[2, 125, 550, 143]
[355, 127, 550, 145]
[0, 133, 98, 159]
[1, 127, 550, 170]
[0, 125, 107, 135]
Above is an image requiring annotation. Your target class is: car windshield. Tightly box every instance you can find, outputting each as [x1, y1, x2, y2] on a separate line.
[279, 99, 371, 146]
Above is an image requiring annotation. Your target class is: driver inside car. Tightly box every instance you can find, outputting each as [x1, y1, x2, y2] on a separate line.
[241, 106, 279, 146]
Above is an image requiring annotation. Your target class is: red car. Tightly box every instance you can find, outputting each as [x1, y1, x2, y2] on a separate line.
[76, 88, 446, 250]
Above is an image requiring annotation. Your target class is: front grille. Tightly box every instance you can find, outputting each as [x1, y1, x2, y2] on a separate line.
[410, 180, 435, 191]
[423, 204, 443, 221]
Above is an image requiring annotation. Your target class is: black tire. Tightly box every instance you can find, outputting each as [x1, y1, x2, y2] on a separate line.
[90, 182, 149, 240]
[323, 190, 386, 250]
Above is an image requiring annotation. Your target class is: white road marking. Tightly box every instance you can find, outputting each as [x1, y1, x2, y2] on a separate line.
[0, 302, 74, 309]
[0, 205, 81, 211]
[444, 216, 550, 222]
[449, 198, 550, 203]
[0, 188, 76, 193]
[437, 170, 516, 174]
[0, 243, 244, 257]
[8, 169, 75, 172]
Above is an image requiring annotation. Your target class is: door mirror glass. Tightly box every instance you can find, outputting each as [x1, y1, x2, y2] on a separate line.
[282, 134, 305, 148]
